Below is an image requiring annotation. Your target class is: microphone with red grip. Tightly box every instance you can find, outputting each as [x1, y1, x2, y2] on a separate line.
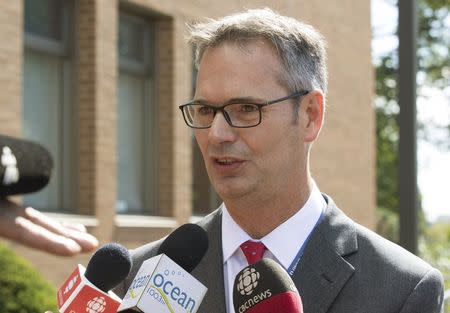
[57, 243, 132, 313]
[233, 258, 303, 313]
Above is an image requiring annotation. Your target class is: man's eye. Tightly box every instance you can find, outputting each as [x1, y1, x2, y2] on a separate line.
[238, 104, 258, 113]
[197, 106, 214, 115]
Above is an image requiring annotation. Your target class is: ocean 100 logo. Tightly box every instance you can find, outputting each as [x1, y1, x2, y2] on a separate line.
[237, 267, 260, 295]
[151, 272, 197, 312]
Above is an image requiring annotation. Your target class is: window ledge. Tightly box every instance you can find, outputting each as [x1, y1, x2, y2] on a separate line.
[44, 212, 98, 227]
[115, 215, 177, 228]
[42, 213, 207, 230]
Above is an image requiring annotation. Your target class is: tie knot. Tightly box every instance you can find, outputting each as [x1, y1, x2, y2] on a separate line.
[240, 240, 266, 265]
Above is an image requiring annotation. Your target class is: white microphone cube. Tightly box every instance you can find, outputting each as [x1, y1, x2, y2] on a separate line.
[118, 254, 208, 313]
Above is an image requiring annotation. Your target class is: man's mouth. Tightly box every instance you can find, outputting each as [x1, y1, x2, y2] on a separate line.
[211, 157, 246, 170]
[215, 158, 240, 165]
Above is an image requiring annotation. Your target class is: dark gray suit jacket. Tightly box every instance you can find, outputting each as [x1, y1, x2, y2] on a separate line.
[115, 196, 444, 313]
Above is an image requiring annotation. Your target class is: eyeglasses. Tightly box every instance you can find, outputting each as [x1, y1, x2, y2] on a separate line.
[179, 90, 309, 129]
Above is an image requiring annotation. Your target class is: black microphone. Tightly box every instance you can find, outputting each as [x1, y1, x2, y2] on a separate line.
[84, 242, 133, 293]
[157, 223, 209, 272]
[57, 243, 132, 313]
[0, 135, 53, 197]
[118, 223, 209, 312]
[233, 258, 303, 313]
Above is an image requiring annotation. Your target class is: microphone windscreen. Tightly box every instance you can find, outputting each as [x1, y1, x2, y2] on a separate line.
[157, 223, 209, 272]
[233, 258, 303, 313]
[84, 243, 132, 293]
[0, 135, 53, 196]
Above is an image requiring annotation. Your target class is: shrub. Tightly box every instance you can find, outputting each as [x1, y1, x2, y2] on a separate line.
[0, 242, 58, 313]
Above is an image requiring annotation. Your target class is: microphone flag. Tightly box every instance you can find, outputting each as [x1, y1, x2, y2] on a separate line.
[57, 264, 121, 313]
[118, 254, 207, 313]
[233, 258, 303, 313]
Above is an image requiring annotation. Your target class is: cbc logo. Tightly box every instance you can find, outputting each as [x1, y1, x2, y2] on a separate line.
[86, 296, 107, 313]
[236, 267, 260, 296]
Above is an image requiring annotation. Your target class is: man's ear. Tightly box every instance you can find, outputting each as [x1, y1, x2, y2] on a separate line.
[303, 90, 325, 142]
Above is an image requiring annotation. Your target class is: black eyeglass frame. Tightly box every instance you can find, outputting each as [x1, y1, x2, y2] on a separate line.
[178, 90, 310, 129]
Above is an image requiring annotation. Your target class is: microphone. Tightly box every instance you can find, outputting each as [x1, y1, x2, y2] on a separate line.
[118, 223, 209, 313]
[157, 223, 209, 272]
[0, 135, 52, 197]
[233, 258, 303, 313]
[57, 243, 132, 313]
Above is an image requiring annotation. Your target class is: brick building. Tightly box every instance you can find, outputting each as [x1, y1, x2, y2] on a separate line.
[0, 0, 375, 287]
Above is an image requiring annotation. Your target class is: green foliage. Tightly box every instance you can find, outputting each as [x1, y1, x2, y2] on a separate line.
[375, 0, 450, 214]
[417, 0, 450, 89]
[376, 107, 399, 213]
[376, 207, 399, 243]
[0, 242, 58, 313]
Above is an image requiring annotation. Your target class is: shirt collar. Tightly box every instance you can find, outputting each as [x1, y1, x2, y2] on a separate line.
[222, 203, 252, 264]
[221, 183, 326, 269]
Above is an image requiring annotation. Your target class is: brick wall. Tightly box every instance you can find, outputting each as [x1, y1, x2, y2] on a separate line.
[155, 17, 176, 217]
[0, 1, 22, 137]
[77, 0, 118, 242]
[77, 0, 98, 216]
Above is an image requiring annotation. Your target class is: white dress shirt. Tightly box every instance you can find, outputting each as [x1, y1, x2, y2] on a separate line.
[221, 184, 327, 313]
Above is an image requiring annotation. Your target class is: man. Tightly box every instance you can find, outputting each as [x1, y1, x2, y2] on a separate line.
[115, 8, 444, 312]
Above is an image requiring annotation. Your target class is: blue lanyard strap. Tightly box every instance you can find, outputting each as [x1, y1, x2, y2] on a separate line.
[287, 210, 326, 276]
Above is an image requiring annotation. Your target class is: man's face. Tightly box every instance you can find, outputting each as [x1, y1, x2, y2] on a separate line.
[194, 40, 308, 202]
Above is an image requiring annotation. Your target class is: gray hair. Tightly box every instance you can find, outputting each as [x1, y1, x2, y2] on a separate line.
[188, 7, 328, 94]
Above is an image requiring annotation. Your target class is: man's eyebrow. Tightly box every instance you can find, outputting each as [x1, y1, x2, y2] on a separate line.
[193, 96, 267, 105]
[227, 96, 266, 103]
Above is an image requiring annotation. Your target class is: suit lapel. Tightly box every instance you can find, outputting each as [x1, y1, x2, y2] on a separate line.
[292, 197, 358, 313]
[191, 209, 227, 313]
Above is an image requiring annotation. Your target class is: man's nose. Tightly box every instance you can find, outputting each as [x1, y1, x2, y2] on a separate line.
[208, 112, 237, 144]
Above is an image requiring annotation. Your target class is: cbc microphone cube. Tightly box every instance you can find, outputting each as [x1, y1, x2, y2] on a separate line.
[119, 254, 208, 313]
[57, 264, 122, 313]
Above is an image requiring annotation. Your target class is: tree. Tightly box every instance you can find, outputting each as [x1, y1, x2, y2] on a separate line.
[375, 0, 449, 240]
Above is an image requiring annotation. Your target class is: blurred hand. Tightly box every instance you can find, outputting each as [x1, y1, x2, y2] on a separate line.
[0, 198, 98, 256]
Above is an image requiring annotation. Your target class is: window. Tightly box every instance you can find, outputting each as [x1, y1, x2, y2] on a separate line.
[116, 12, 157, 214]
[22, 0, 73, 211]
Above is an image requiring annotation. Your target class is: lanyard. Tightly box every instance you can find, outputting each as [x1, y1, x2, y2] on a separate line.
[287, 210, 326, 276]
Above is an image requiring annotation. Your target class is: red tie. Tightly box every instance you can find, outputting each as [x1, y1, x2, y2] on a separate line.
[240, 240, 266, 265]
